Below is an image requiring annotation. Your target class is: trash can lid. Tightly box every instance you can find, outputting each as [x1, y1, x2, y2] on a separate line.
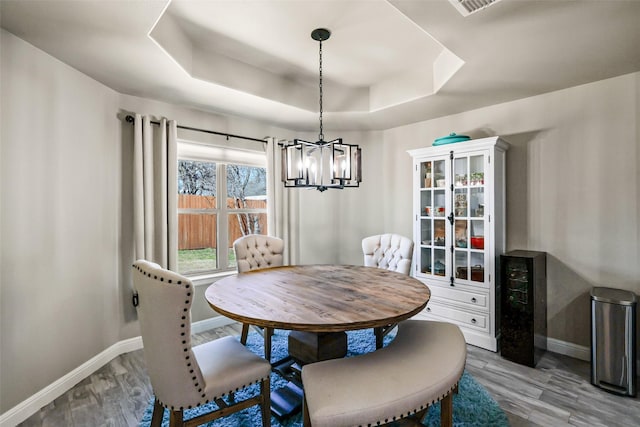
[590, 287, 637, 305]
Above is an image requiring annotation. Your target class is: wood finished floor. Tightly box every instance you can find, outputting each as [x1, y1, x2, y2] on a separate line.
[18, 323, 640, 427]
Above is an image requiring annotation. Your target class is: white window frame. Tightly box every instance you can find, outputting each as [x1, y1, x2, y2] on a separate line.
[177, 139, 267, 281]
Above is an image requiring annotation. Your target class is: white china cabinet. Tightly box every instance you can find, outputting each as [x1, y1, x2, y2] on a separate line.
[408, 137, 509, 351]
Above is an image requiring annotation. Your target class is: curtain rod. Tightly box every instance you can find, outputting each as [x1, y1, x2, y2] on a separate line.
[124, 115, 267, 144]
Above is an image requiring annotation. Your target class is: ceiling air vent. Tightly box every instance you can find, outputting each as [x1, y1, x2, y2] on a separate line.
[448, 0, 502, 16]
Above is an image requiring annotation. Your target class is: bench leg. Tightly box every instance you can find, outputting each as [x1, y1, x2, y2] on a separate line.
[440, 393, 453, 427]
[302, 395, 311, 427]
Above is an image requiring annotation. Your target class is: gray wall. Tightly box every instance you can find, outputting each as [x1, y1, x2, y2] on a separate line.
[1, 29, 122, 412]
[295, 129, 385, 267]
[381, 72, 640, 355]
[0, 29, 295, 413]
[2, 25, 639, 416]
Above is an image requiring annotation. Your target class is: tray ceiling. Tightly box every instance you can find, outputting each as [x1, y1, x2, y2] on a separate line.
[2, 0, 640, 131]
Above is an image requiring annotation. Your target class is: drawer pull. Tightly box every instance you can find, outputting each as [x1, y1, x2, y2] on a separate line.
[471, 297, 477, 303]
[426, 307, 431, 312]
[471, 318, 477, 324]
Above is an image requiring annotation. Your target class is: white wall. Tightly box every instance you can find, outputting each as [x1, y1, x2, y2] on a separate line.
[0, 29, 295, 415]
[381, 72, 640, 352]
[0, 27, 383, 412]
[2, 23, 639, 420]
[295, 129, 385, 266]
[1, 29, 121, 412]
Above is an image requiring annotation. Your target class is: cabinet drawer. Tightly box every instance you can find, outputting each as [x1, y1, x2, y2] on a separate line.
[424, 302, 489, 331]
[428, 286, 488, 310]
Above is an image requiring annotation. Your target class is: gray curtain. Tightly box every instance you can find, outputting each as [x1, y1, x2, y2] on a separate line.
[133, 114, 178, 269]
[266, 137, 299, 265]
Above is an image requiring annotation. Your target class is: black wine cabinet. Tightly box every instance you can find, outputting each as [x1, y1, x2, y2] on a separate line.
[500, 250, 547, 367]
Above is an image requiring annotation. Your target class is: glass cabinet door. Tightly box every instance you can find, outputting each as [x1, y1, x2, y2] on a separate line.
[452, 153, 487, 286]
[418, 158, 449, 277]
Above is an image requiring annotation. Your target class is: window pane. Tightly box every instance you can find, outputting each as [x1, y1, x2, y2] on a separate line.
[178, 213, 217, 274]
[226, 165, 267, 209]
[227, 213, 268, 269]
[178, 160, 216, 198]
[177, 156, 269, 275]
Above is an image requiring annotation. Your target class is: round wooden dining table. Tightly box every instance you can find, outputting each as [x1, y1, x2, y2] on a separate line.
[205, 264, 430, 334]
[205, 264, 431, 419]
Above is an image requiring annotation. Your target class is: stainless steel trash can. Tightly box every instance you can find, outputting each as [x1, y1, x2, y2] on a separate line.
[590, 287, 637, 397]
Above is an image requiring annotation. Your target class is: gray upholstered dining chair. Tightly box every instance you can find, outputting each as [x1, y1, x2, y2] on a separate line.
[362, 233, 415, 348]
[233, 234, 284, 362]
[133, 260, 272, 427]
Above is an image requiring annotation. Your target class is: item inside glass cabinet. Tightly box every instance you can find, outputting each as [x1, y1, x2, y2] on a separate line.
[455, 174, 468, 186]
[470, 236, 484, 249]
[423, 163, 432, 188]
[455, 221, 468, 248]
[470, 172, 484, 185]
[434, 221, 446, 246]
[471, 265, 484, 281]
[427, 261, 446, 276]
[455, 193, 467, 217]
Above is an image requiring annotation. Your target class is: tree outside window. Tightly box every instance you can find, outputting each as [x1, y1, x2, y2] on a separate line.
[178, 160, 267, 275]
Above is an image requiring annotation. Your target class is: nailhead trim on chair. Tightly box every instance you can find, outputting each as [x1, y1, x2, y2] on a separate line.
[134, 262, 271, 411]
[357, 382, 459, 427]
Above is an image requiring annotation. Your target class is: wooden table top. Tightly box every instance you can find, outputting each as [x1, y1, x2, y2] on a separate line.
[205, 264, 431, 333]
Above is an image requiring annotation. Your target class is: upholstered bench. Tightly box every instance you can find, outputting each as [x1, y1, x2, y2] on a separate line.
[301, 320, 467, 427]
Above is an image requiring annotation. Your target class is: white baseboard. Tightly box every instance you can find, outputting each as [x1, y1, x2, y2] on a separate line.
[546, 337, 640, 375]
[191, 315, 236, 334]
[0, 316, 235, 427]
[0, 336, 142, 427]
[546, 337, 591, 361]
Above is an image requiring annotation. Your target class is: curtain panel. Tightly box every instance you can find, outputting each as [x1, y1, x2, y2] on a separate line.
[266, 137, 299, 265]
[133, 114, 178, 270]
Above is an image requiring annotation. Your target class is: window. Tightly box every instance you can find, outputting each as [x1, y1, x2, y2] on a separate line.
[177, 151, 267, 276]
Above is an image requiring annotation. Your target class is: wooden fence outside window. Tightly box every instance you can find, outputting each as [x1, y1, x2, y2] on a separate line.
[178, 194, 267, 250]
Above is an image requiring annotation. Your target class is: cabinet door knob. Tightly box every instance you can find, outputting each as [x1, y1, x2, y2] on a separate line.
[471, 318, 477, 324]
[471, 297, 477, 303]
[426, 307, 431, 312]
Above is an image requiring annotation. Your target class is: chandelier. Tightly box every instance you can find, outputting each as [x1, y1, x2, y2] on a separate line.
[281, 28, 362, 192]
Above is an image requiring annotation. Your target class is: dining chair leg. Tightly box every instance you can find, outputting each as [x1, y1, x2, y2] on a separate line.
[374, 327, 384, 349]
[169, 409, 184, 427]
[260, 376, 271, 427]
[150, 397, 164, 427]
[264, 327, 273, 362]
[240, 323, 250, 345]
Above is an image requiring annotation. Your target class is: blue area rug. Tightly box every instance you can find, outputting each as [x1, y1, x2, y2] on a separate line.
[138, 328, 508, 426]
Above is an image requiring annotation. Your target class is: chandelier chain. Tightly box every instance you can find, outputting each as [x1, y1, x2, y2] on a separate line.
[318, 38, 324, 141]
[280, 28, 361, 192]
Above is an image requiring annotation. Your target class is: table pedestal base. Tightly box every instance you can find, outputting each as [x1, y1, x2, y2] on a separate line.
[270, 331, 348, 420]
[271, 356, 304, 420]
[288, 331, 348, 364]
